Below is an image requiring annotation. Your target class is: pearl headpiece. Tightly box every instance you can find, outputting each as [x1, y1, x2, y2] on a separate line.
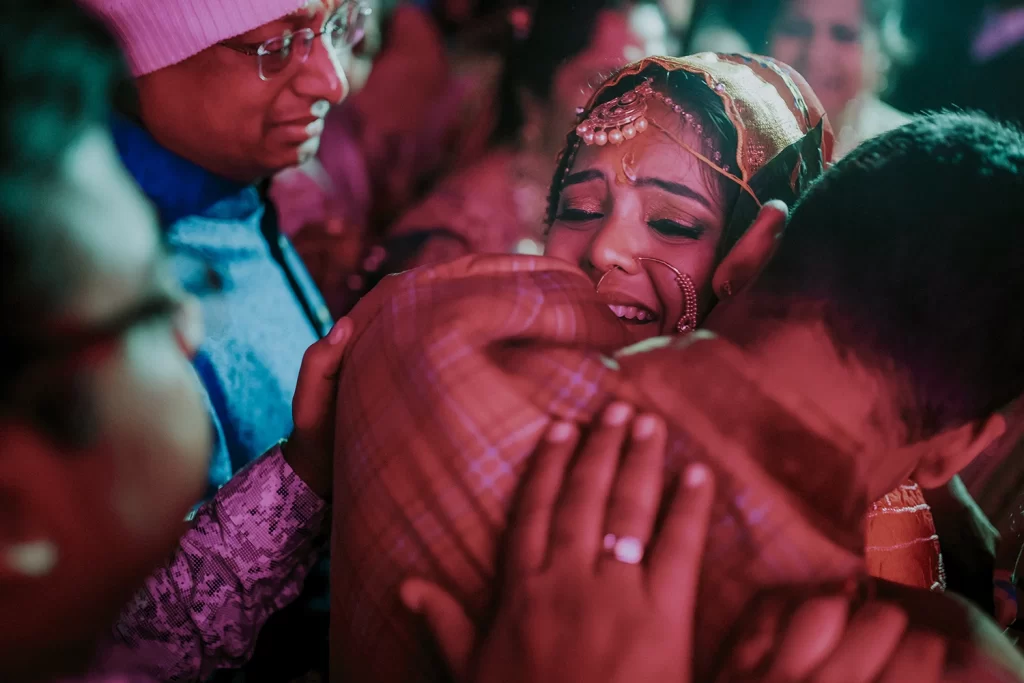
[574, 78, 727, 170]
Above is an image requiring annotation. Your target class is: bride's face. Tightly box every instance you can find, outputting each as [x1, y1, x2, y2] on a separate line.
[545, 98, 730, 337]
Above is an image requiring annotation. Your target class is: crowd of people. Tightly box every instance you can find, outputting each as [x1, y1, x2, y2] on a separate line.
[2, 0, 1024, 682]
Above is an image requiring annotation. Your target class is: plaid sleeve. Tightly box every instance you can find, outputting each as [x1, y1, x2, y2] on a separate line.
[330, 255, 634, 683]
[328, 254, 1023, 683]
[94, 445, 328, 682]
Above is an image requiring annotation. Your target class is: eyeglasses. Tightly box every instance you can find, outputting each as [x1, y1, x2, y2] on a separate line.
[1, 249, 218, 427]
[5, 249, 220, 372]
[220, 2, 372, 81]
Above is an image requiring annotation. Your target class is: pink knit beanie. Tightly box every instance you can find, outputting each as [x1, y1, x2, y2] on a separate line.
[78, 0, 310, 76]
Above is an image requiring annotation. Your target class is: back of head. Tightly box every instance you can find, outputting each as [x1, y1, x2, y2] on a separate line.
[1, 0, 123, 379]
[0, 0, 121, 220]
[755, 111, 1024, 439]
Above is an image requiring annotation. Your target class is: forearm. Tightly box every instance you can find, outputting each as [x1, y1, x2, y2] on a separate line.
[93, 445, 328, 681]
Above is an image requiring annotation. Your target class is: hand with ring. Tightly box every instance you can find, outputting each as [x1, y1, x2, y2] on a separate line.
[400, 401, 716, 683]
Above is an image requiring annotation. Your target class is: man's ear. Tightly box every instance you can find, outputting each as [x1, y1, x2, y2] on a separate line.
[913, 414, 1006, 489]
[712, 200, 788, 299]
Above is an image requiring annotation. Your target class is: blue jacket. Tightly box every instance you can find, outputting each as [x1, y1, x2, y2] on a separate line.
[112, 117, 333, 496]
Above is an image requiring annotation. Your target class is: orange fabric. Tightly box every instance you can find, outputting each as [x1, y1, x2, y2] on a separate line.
[586, 53, 834, 184]
[866, 481, 945, 591]
[329, 255, 941, 683]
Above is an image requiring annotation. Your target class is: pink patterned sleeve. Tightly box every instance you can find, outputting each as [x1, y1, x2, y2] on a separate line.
[90, 445, 328, 682]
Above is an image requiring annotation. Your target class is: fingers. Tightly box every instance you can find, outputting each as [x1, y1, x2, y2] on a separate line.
[506, 422, 579, 574]
[292, 317, 352, 432]
[763, 597, 850, 683]
[809, 602, 909, 683]
[647, 462, 715, 605]
[598, 414, 668, 574]
[546, 402, 634, 562]
[400, 578, 477, 683]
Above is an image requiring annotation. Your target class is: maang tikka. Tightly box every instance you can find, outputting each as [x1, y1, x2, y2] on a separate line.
[574, 78, 726, 169]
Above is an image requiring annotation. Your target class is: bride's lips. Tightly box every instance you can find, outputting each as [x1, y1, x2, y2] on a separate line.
[599, 288, 661, 326]
[606, 302, 657, 323]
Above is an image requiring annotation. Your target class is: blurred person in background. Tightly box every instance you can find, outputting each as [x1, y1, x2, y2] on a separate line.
[964, 0, 1024, 124]
[78, 0, 364, 488]
[79, 0, 368, 678]
[767, 0, 910, 157]
[275, 1, 505, 316]
[886, 0, 980, 114]
[659, 0, 695, 39]
[375, 0, 667, 278]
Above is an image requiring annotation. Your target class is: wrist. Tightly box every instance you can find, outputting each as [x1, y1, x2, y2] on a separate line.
[280, 437, 333, 501]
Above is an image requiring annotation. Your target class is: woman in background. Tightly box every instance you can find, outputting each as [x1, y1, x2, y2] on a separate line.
[768, 0, 910, 157]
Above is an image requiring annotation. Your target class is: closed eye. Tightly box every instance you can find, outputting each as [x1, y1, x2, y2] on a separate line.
[556, 208, 603, 222]
[648, 219, 705, 240]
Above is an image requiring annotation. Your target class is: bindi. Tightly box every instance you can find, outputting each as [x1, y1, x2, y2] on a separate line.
[618, 151, 639, 185]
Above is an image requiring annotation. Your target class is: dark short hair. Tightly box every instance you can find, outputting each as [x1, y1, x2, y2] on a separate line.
[0, 0, 122, 220]
[755, 111, 1024, 439]
[0, 0, 123, 389]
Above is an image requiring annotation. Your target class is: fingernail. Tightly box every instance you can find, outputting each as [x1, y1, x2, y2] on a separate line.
[547, 422, 575, 443]
[685, 464, 709, 488]
[329, 318, 351, 344]
[632, 415, 657, 440]
[604, 402, 632, 426]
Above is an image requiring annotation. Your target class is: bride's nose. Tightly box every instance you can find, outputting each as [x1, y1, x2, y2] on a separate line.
[586, 213, 643, 278]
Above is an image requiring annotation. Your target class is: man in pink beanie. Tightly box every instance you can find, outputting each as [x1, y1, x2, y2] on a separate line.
[75, 0, 369, 679]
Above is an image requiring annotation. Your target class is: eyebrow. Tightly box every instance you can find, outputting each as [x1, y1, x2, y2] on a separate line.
[562, 169, 713, 210]
[562, 169, 604, 187]
[635, 177, 714, 210]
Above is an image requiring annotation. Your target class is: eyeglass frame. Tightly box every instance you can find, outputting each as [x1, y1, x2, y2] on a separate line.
[4, 247, 220, 375]
[219, 1, 372, 81]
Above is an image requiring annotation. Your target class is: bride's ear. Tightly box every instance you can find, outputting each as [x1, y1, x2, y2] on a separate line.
[712, 200, 788, 299]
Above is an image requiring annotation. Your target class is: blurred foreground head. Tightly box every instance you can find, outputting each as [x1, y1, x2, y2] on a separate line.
[0, 1, 210, 678]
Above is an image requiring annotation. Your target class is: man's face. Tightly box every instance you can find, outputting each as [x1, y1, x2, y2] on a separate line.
[136, 0, 356, 182]
[0, 128, 210, 669]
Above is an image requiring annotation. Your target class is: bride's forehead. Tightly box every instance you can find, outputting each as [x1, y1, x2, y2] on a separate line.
[573, 118, 711, 175]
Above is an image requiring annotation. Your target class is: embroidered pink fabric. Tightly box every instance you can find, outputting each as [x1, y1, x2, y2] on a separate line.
[73, 446, 327, 683]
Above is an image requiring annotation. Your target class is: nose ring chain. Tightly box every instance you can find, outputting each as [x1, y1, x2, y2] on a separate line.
[595, 258, 698, 334]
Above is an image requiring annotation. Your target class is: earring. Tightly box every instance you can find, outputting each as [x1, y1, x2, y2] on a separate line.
[3, 540, 58, 578]
[636, 257, 699, 334]
[721, 280, 733, 298]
